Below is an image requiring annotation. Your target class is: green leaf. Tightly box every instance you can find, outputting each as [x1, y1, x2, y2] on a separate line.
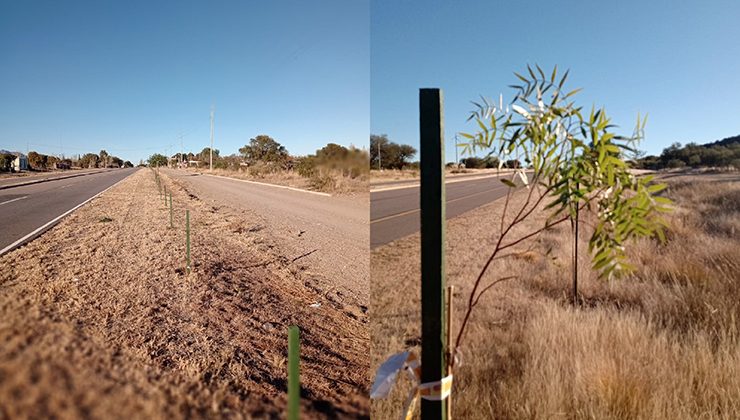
[501, 178, 517, 188]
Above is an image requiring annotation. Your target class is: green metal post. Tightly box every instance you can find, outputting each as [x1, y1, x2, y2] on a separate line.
[169, 192, 173, 229]
[186, 209, 190, 273]
[420, 88, 447, 419]
[288, 326, 300, 420]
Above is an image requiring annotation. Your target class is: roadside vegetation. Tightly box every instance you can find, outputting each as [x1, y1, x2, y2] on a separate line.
[372, 66, 739, 418]
[0, 149, 132, 173]
[633, 135, 740, 170]
[372, 171, 740, 419]
[369, 134, 417, 170]
[148, 135, 368, 194]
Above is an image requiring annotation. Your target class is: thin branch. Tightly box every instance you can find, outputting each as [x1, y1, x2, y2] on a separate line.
[471, 276, 516, 308]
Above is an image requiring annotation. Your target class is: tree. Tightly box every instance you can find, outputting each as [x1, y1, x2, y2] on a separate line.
[370, 134, 389, 169]
[455, 65, 671, 356]
[27, 151, 48, 169]
[147, 153, 168, 167]
[79, 153, 99, 168]
[239, 135, 289, 166]
[299, 143, 369, 179]
[123, 161, 133, 168]
[198, 147, 220, 163]
[370, 134, 417, 169]
[0, 153, 14, 172]
[99, 150, 109, 168]
[46, 155, 59, 169]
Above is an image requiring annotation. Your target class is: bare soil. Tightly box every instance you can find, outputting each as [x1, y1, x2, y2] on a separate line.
[0, 169, 369, 419]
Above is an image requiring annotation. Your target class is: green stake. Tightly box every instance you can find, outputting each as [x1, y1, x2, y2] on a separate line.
[288, 326, 300, 420]
[420, 88, 447, 419]
[186, 209, 190, 273]
[169, 192, 173, 228]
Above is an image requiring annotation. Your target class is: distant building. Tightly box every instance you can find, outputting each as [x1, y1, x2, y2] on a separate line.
[12, 153, 28, 172]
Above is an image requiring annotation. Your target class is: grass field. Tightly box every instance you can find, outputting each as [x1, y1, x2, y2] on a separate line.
[371, 172, 740, 419]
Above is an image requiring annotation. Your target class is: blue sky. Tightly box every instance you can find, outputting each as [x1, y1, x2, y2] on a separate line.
[0, 0, 369, 164]
[371, 0, 740, 162]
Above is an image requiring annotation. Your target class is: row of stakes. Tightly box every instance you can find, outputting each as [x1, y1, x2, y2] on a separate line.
[151, 168, 302, 419]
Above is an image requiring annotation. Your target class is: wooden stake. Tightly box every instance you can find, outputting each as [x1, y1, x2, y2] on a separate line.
[186, 209, 190, 273]
[446, 285, 454, 419]
[572, 182, 579, 306]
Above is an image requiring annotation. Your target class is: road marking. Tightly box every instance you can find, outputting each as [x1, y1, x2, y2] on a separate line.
[0, 196, 28, 206]
[203, 174, 332, 197]
[370, 184, 510, 224]
[59, 180, 81, 189]
[0, 170, 136, 256]
[370, 172, 510, 193]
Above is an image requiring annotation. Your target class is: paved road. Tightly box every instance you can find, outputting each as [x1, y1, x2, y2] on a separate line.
[371, 173, 522, 248]
[162, 170, 369, 301]
[0, 168, 137, 254]
[0, 168, 112, 189]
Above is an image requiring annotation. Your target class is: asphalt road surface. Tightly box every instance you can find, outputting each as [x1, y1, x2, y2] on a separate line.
[0, 168, 111, 189]
[371, 173, 521, 248]
[163, 170, 369, 302]
[0, 168, 137, 254]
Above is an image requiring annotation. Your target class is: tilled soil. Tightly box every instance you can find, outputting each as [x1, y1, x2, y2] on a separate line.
[0, 168, 369, 419]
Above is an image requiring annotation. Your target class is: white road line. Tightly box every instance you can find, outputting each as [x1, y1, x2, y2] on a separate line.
[0, 196, 28, 206]
[370, 184, 509, 224]
[0, 171, 135, 256]
[204, 174, 332, 197]
[371, 173, 509, 193]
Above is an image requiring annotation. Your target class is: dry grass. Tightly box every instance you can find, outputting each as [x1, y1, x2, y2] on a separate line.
[371, 173, 740, 419]
[0, 169, 369, 419]
[189, 167, 368, 196]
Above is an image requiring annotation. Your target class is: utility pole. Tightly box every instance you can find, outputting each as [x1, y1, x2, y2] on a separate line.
[378, 140, 381, 170]
[210, 105, 215, 171]
[454, 133, 459, 167]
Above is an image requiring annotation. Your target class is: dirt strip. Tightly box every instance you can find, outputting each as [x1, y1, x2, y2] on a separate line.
[0, 168, 369, 419]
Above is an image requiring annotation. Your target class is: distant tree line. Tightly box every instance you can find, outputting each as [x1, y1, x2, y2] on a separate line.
[633, 135, 740, 170]
[455, 156, 522, 169]
[147, 135, 368, 189]
[1, 149, 132, 172]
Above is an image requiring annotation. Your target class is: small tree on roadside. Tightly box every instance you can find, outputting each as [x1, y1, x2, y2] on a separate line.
[79, 153, 100, 168]
[454, 65, 672, 356]
[239, 135, 289, 166]
[147, 153, 168, 167]
[27, 151, 48, 170]
[0, 153, 14, 172]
